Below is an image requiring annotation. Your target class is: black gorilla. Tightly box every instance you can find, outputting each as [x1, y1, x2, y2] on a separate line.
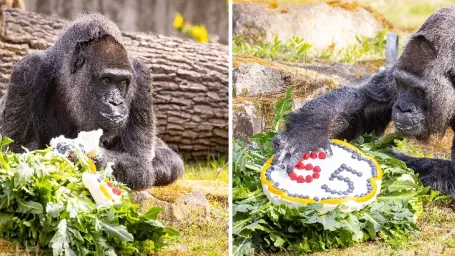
[0, 14, 184, 190]
[273, 8, 455, 196]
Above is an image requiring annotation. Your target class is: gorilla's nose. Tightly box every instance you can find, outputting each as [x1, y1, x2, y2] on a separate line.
[394, 102, 413, 113]
[108, 97, 124, 106]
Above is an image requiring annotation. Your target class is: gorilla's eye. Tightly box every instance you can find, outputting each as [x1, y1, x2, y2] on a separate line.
[102, 78, 111, 85]
[414, 88, 425, 96]
[120, 80, 129, 87]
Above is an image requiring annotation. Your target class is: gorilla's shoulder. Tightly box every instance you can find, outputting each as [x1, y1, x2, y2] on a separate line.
[10, 53, 51, 88]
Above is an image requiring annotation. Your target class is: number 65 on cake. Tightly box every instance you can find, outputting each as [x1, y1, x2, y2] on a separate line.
[261, 139, 383, 213]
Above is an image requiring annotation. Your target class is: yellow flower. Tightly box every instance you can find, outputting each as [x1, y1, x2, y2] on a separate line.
[190, 25, 208, 43]
[173, 12, 184, 29]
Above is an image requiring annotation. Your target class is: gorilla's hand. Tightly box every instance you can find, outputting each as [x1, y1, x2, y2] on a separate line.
[272, 129, 332, 173]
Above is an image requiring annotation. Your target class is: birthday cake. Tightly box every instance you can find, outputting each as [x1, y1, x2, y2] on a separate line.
[261, 139, 382, 213]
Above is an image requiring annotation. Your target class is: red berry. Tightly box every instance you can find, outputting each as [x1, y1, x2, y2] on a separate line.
[297, 175, 305, 183]
[312, 172, 320, 179]
[106, 182, 113, 188]
[305, 164, 313, 170]
[295, 162, 305, 170]
[305, 175, 313, 183]
[313, 166, 321, 172]
[318, 152, 326, 159]
[290, 171, 298, 180]
[310, 152, 317, 159]
[303, 153, 310, 160]
[112, 187, 122, 196]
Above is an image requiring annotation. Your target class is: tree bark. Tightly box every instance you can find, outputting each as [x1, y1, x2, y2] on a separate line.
[0, 7, 228, 158]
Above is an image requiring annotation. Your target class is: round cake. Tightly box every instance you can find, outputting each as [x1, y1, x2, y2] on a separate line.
[261, 139, 383, 212]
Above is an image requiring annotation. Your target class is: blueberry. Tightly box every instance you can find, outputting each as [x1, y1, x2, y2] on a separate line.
[344, 177, 350, 182]
[314, 197, 319, 201]
[343, 191, 349, 195]
[341, 164, 347, 168]
[331, 173, 337, 178]
[331, 191, 337, 194]
[337, 176, 343, 180]
[322, 184, 327, 189]
[329, 177, 334, 181]
[326, 188, 332, 193]
[348, 189, 353, 193]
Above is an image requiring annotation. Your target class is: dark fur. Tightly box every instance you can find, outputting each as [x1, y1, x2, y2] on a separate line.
[273, 7, 455, 197]
[0, 14, 184, 190]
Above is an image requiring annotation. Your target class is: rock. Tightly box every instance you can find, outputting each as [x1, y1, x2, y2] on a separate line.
[233, 2, 384, 50]
[132, 191, 171, 215]
[293, 62, 376, 88]
[133, 190, 212, 224]
[233, 64, 288, 96]
[233, 102, 264, 140]
[170, 191, 212, 223]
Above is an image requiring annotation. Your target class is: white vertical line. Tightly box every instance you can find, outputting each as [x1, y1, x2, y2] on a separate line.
[228, 0, 233, 255]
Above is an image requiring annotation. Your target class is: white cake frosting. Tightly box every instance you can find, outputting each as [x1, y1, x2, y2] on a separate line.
[261, 139, 382, 213]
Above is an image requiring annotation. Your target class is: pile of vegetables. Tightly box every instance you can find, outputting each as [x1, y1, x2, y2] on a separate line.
[233, 89, 446, 255]
[0, 136, 178, 255]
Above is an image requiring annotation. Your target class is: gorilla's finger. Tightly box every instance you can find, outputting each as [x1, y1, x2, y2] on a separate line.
[323, 139, 333, 156]
[272, 146, 288, 166]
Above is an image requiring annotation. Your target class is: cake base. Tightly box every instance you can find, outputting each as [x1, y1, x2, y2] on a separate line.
[261, 139, 383, 213]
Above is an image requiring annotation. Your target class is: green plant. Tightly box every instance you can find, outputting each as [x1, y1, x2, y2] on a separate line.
[0, 136, 178, 255]
[233, 29, 388, 64]
[232, 90, 446, 255]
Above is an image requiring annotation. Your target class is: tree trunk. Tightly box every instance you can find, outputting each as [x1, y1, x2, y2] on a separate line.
[0, 7, 228, 158]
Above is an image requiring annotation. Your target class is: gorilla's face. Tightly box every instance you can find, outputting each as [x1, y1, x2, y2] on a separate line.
[69, 35, 133, 130]
[392, 69, 429, 139]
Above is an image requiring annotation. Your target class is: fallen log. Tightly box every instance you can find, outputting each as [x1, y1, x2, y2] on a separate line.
[0, 7, 228, 158]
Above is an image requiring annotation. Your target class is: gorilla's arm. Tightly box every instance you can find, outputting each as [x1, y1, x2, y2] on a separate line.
[394, 152, 455, 194]
[0, 53, 54, 151]
[100, 140, 183, 189]
[274, 69, 397, 171]
[394, 125, 455, 196]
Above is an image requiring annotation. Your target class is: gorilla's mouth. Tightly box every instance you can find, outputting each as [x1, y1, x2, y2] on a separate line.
[100, 112, 128, 125]
[394, 121, 425, 137]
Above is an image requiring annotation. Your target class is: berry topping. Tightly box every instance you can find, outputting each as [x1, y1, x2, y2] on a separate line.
[297, 175, 305, 183]
[318, 152, 326, 159]
[106, 182, 113, 188]
[313, 166, 321, 172]
[295, 162, 305, 170]
[303, 153, 310, 160]
[312, 172, 320, 179]
[305, 164, 313, 171]
[112, 187, 122, 196]
[305, 175, 313, 183]
[290, 171, 298, 180]
[310, 152, 317, 159]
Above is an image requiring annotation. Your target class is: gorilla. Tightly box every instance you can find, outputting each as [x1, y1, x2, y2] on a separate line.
[0, 14, 184, 190]
[273, 8, 455, 196]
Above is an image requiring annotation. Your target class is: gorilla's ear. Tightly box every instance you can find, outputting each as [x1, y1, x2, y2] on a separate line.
[397, 35, 437, 75]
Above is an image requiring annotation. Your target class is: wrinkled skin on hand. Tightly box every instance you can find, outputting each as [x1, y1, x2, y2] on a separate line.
[272, 130, 332, 173]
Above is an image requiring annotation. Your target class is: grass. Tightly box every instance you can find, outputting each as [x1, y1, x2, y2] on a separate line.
[184, 155, 229, 182]
[157, 156, 229, 256]
[233, 30, 388, 64]
[356, 0, 455, 32]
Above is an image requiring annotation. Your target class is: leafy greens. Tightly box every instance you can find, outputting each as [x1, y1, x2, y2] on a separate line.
[233, 89, 443, 255]
[0, 136, 178, 255]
